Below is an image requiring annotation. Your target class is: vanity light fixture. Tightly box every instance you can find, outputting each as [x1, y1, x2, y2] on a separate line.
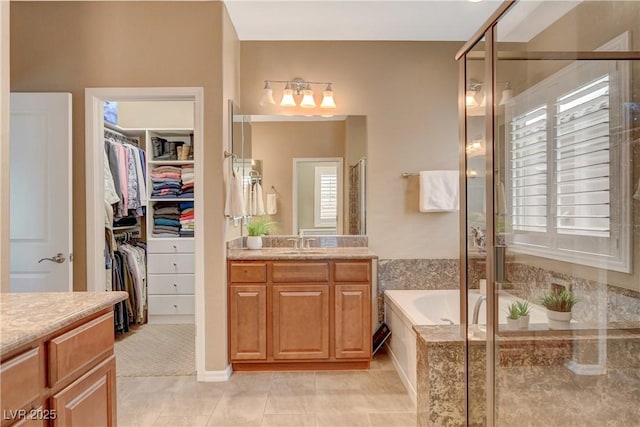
[260, 79, 336, 109]
[465, 81, 482, 108]
[499, 81, 514, 105]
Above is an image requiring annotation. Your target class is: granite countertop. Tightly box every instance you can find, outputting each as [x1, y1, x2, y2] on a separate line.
[1, 291, 128, 358]
[227, 247, 378, 260]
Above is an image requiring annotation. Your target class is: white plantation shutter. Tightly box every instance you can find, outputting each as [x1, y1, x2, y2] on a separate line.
[555, 75, 611, 238]
[315, 166, 338, 228]
[510, 105, 548, 234]
[505, 53, 630, 272]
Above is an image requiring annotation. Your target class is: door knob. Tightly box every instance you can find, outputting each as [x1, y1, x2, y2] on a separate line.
[38, 253, 66, 264]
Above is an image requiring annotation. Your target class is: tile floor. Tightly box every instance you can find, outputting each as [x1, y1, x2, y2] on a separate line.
[117, 350, 417, 427]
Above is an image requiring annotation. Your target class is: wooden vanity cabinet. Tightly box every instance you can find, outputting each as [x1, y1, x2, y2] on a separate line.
[1, 310, 117, 427]
[228, 259, 372, 370]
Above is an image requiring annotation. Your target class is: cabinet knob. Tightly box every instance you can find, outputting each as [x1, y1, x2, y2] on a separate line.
[173, 245, 177, 249]
[173, 304, 178, 309]
[173, 262, 177, 267]
[173, 283, 178, 287]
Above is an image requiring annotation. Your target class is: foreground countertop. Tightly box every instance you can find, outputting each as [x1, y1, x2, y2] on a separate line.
[1, 291, 128, 358]
[227, 247, 378, 260]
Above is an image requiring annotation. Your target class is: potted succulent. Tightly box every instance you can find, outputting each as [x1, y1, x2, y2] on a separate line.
[245, 217, 271, 250]
[505, 302, 520, 330]
[539, 289, 579, 330]
[516, 300, 531, 329]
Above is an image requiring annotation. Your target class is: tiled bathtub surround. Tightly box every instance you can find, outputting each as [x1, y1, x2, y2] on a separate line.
[226, 235, 368, 249]
[415, 325, 640, 427]
[505, 262, 640, 323]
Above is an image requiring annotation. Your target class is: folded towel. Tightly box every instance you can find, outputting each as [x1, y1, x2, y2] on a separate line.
[266, 192, 277, 215]
[419, 170, 459, 212]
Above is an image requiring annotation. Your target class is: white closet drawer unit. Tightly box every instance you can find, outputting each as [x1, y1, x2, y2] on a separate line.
[147, 253, 195, 274]
[147, 239, 195, 254]
[147, 295, 196, 316]
[148, 274, 195, 295]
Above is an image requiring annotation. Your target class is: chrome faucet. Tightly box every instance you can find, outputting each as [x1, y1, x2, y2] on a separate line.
[472, 295, 487, 325]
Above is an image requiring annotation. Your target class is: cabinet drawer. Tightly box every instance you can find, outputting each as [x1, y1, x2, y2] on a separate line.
[272, 262, 329, 283]
[148, 295, 195, 315]
[0, 347, 43, 421]
[147, 238, 194, 254]
[49, 313, 114, 389]
[334, 262, 371, 283]
[148, 274, 194, 295]
[229, 263, 267, 283]
[148, 253, 194, 274]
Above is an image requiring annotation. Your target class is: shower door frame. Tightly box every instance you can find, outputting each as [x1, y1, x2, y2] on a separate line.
[456, 1, 640, 425]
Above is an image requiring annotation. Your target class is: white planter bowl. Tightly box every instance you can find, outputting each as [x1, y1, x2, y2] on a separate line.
[518, 314, 530, 329]
[506, 317, 519, 330]
[246, 236, 263, 250]
[546, 309, 572, 330]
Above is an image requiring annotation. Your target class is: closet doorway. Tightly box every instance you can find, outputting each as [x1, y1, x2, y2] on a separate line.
[85, 87, 204, 379]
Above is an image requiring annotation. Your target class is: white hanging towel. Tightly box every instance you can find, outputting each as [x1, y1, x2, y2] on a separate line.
[255, 182, 266, 215]
[250, 183, 257, 216]
[266, 192, 277, 215]
[224, 169, 246, 217]
[419, 170, 459, 212]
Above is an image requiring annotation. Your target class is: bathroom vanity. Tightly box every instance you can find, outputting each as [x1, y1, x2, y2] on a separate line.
[0, 292, 127, 427]
[227, 247, 376, 370]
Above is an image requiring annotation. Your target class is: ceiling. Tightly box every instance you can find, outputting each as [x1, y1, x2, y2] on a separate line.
[224, 0, 504, 41]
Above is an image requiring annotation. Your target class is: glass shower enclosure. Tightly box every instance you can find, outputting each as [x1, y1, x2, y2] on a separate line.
[458, 1, 640, 425]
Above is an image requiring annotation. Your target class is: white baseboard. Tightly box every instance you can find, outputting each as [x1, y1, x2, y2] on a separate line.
[198, 365, 232, 382]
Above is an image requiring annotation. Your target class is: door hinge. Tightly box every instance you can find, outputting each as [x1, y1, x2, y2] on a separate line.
[69, 253, 74, 262]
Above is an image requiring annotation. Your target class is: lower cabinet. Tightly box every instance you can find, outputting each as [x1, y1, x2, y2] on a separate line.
[229, 285, 267, 360]
[228, 259, 372, 369]
[1, 310, 117, 427]
[51, 356, 116, 427]
[335, 284, 371, 359]
[272, 285, 330, 360]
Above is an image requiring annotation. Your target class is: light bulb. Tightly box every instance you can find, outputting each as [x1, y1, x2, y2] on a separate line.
[280, 82, 296, 107]
[320, 84, 336, 109]
[465, 90, 478, 107]
[259, 81, 276, 106]
[300, 86, 316, 108]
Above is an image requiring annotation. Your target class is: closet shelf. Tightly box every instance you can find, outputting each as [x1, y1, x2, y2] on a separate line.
[149, 198, 195, 202]
[148, 160, 194, 166]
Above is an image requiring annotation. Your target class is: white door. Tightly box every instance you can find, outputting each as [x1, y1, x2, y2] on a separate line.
[10, 93, 73, 292]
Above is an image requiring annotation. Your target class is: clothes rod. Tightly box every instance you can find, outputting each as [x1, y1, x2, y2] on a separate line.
[402, 172, 420, 178]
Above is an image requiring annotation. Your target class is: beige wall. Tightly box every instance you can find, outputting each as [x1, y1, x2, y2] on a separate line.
[505, 1, 640, 292]
[241, 41, 461, 259]
[0, 1, 9, 291]
[251, 120, 345, 234]
[117, 101, 195, 129]
[10, 1, 232, 372]
[217, 4, 241, 371]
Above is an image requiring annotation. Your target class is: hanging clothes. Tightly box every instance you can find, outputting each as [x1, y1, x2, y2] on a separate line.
[104, 136, 147, 218]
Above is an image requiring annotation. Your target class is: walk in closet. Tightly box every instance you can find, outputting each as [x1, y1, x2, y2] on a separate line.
[103, 101, 197, 328]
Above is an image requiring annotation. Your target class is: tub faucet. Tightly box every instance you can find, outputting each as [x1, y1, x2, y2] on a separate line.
[472, 295, 487, 325]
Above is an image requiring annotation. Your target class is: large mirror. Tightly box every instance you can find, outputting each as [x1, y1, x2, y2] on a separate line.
[234, 115, 367, 235]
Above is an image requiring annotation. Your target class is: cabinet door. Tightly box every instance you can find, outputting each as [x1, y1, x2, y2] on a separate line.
[228, 286, 267, 360]
[51, 356, 116, 427]
[335, 284, 371, 359]
[272, 285, 329, 360]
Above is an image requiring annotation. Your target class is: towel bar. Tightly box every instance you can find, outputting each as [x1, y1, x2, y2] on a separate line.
[402, 172, 420, 178]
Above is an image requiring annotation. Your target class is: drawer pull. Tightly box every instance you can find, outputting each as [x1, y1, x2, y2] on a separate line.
[173, 263, 177, 267]
[173, 245, 177, 249]
[173, 283, 178, 287]
[173, 304, 178, 309]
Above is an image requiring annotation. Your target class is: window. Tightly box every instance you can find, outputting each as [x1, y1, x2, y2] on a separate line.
[314, 166, 338, 228]
[506, 37, 631, 273]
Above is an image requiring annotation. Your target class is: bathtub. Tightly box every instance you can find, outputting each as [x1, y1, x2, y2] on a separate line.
[383, 289, 546, 404]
